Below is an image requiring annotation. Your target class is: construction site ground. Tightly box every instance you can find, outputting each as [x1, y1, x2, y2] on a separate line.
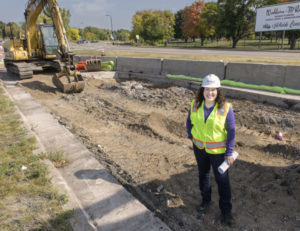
[1, 66, 300, 231]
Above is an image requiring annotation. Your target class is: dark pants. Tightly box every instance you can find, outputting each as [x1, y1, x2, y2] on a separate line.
[193, 144, 232, 215]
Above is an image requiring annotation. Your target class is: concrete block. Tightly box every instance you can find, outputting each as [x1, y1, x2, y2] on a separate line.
[284, 65, 300, 90]
[116, 57, 162, 75]
[226, 63, 285, 86]
[162, 59, 225, 79]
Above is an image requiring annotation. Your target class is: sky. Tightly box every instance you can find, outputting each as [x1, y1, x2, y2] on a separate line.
[0, 0, 199, 30]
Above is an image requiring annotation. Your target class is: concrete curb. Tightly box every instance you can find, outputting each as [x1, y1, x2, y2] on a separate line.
[1, 79, 171, 231]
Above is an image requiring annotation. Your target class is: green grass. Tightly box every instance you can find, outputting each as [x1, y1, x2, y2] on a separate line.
[0, 86, 73, 231]
[46, 151, 69, 168]
[161, 38, 300, 50]
[166, 74, 300, 95]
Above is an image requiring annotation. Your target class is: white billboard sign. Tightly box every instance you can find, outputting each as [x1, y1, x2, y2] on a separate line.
[255, 2, 300, 32]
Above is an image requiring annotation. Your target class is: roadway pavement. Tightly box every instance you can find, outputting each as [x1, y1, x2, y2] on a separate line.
[70, 41, 300, 60]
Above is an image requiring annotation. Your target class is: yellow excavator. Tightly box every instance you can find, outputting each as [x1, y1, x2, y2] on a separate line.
[3, 0, 84, 93]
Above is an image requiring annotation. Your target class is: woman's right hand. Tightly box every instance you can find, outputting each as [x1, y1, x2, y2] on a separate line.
[225, 156, 235, 166]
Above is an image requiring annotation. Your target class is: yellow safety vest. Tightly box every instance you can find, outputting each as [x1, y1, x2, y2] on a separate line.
[190, 100, 231, 154]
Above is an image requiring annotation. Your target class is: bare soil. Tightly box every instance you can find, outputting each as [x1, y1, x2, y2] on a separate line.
[6, 70, 300, 231]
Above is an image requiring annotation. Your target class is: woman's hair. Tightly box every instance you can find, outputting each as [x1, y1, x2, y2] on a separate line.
[194, 87, 225, 109]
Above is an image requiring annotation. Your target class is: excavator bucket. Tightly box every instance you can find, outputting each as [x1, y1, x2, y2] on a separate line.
[86, 59, 101, 72]
[53, 69, 85, 93]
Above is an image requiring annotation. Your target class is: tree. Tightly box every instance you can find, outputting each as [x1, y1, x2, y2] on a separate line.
[131, 11, 144, 40]
[115, 29, 130, 41]
[182, 1, 205, 42]
[131, 10, 175, 44]
[67, 27, 80, 41]
[38, 7, 71, 31]
[81, 28, 96, 41]
[81, 27, 110, 40]
[200, 2, 218, 40]
[60, 8, 71, 31]
[140, 11, 165, 42]
[4, 22, 23, 38]
[218, 0, 256, 48]
[286, 30, 300, 50]
[0, 21, 5, 38]
[198, 2, 219, 45]
[162, 10, 175, 41]
[174, 10, 184, 39]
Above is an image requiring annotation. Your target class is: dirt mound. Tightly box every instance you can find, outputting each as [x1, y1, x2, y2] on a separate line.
[17, 74, 300, 231]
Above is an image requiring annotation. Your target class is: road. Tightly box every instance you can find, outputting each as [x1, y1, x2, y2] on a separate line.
[70, 41, 300, 59]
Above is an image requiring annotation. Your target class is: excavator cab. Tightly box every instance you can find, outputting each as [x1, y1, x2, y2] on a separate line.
[39, 24, 59, 58]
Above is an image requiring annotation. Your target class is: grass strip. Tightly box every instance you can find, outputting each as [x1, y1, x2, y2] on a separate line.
[166, 74, 300, 95]
[0, 86, 73, 231]
[220, 80, 285, 94]
[166, 74, 203, 82]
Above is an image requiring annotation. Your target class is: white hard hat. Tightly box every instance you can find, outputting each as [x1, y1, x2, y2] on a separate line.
[202, 74, 221, 88]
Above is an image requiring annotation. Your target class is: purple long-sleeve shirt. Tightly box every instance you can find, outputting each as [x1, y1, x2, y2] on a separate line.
[186, 103, 235, 156]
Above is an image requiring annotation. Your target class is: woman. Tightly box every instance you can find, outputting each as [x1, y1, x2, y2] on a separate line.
[186, 74, 236, 227]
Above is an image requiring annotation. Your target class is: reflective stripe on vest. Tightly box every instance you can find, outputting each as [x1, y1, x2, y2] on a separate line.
[193, 136, 227, 150]
[190, 100, 231, 154]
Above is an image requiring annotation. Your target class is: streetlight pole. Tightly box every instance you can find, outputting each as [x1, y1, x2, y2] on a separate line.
[105, 14, 114, 42]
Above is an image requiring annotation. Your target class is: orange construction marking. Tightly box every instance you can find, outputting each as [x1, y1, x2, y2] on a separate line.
[76, 61, 87, 71]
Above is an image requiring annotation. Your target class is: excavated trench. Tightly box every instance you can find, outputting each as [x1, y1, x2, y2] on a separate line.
[7, 72, 300, 231]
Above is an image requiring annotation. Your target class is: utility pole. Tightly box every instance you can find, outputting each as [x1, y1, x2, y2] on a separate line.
[106, 14, 114, 42]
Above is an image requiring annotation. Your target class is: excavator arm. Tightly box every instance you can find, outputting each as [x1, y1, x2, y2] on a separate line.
[24, 0, 69, 58]
[24, 0, 84, 93]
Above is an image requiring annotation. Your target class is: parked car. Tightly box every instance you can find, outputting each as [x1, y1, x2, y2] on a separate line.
[76, 40, 89, 44]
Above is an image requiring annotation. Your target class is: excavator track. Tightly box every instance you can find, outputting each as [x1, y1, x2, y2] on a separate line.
[5, 61, 33, 79]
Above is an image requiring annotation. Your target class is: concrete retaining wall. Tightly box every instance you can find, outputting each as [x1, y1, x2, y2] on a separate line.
[284, 66, 300, 90]
[226, 63, 300, 90]
[116, 57, 162, 75]
[75, 55, 300, 90]
[162, 59, 224, 79]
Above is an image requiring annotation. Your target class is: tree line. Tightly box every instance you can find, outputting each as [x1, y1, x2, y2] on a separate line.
[1, 0, 300, 49]
[131, 0, 300, 49]
[0, 8, 131, 43]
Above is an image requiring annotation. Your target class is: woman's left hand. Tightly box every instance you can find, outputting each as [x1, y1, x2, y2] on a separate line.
[225, 156, 235, 166]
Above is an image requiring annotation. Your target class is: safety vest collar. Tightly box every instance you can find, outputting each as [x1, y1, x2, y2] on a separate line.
[193, 101, 228, 116]
[217, 102, 228, 116]
[192, 100, 198, 113]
